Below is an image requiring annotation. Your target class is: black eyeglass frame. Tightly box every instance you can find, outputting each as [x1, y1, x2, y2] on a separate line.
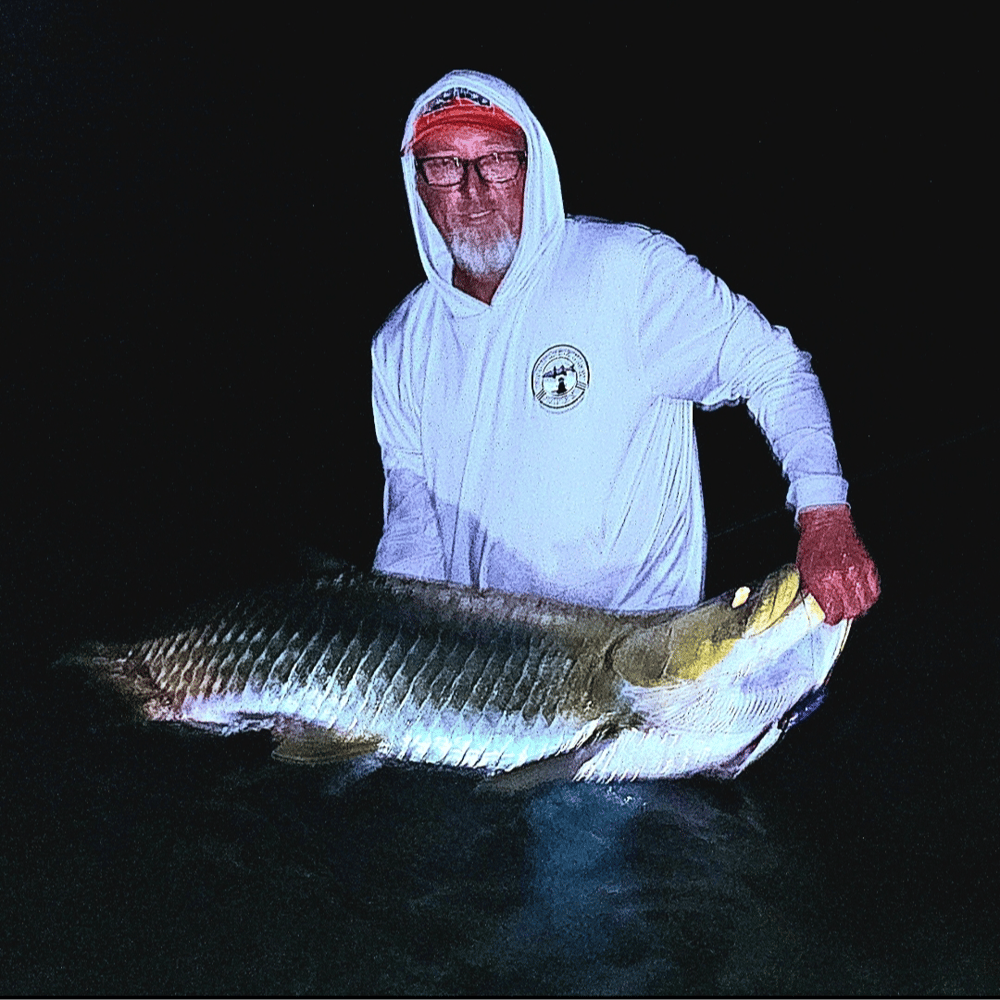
[414, 151, 527, 188]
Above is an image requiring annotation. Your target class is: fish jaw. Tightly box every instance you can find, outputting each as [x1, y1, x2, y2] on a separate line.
[741, 564, 805, 637]
[578, 594, 850, 781]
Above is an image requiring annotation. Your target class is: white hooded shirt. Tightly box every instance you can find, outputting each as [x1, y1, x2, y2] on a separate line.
[371, 70, 848, 612]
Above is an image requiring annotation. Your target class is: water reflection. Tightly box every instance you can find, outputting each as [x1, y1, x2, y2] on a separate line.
[304, 766, 852, 995]
[6, 669, 883, 995]
[491, 779, 772, 993]
[503, 782, 664, 993]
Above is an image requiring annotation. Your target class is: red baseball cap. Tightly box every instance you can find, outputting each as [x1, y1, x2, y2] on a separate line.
[408, 89, 524, 152]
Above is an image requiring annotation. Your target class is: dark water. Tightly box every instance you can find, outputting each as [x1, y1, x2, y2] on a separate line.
[4, 436, 997, 995]
[4, 7, 995, 994]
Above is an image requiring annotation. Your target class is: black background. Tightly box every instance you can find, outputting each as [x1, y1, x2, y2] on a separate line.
[3, 5, 996, 995]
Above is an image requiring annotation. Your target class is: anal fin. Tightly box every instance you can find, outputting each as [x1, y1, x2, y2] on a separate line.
[479, 738, 616, 794]
[272, 719, 381, 765]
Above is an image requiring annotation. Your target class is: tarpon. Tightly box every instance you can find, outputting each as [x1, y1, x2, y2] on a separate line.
[63, 561, 850, 781]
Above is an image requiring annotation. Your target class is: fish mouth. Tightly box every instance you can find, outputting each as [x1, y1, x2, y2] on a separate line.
[740, 565, 813, 637]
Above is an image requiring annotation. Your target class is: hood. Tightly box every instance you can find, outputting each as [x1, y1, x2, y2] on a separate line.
[400, 70, 565, 312]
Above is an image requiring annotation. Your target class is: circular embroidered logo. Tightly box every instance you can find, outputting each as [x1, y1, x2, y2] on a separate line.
[531, 345, 590, 411]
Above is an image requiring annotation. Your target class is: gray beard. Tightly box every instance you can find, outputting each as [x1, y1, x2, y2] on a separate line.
[445, 222, 518, 279]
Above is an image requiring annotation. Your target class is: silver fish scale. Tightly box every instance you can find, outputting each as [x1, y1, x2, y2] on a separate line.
[369, 631, 441, 727]
[280, 589, 610, 761]
[188, 619, 226, 701]
[160, 634, 198, 703]
[419, 632, 475, 713]
[474, 640, 524, 716]
[386, 631, 446, 720]
[193, 617, 235, 699]
[353, 627, 407, 720]
[291, 630, 344, 720]
[75, 572, 623, 748]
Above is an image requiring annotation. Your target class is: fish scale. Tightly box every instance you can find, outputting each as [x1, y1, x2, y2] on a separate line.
[294, 632, 339, 719]
[197, 618, 232, 699]
[372, 632, 436, 727]
[392, 631, 445, 721]
[194, 620, 228, 699]
[289, 623, 340, 711]
[422, 634, 472, 712]
[477, 643, 526, 721]
[63, 561, 851, 781]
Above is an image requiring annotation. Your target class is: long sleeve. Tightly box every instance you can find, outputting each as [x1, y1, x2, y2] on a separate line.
[721, 313, 848, 514]
[371, 321, 447, 581]
[373, 468, 447, 580]
[633, 231, 848, 515]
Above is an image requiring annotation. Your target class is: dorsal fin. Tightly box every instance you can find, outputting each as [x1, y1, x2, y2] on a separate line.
[299, 548, 352, 579]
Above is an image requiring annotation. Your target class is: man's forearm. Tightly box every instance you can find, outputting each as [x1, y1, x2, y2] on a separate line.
[742, 338, 849, 513]
[373, 468, 448, 582]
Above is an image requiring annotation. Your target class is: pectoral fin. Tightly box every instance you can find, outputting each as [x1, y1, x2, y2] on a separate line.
[272, 719, 381, 765]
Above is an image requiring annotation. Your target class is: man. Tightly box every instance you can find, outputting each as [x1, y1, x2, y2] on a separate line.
[371, 70, 879, 625]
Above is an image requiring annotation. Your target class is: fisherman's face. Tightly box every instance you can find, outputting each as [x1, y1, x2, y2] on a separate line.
[414, 123, 526, 280]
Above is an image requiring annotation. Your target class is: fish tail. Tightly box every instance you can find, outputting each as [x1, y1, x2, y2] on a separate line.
[60, 641, 166, 714]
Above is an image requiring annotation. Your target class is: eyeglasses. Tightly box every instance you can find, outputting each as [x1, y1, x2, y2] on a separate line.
[415, 151, 526, 188]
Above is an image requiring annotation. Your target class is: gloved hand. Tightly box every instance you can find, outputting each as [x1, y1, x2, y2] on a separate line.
[796, 504, 880, 625]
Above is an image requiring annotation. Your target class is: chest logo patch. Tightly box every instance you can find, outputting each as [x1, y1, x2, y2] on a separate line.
[531, 345, 590, 411]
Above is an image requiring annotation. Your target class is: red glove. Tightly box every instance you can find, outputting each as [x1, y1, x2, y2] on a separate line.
[796, 505, 880, 625]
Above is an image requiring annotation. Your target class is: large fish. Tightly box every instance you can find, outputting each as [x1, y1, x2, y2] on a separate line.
[64, 561, 850, 782]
